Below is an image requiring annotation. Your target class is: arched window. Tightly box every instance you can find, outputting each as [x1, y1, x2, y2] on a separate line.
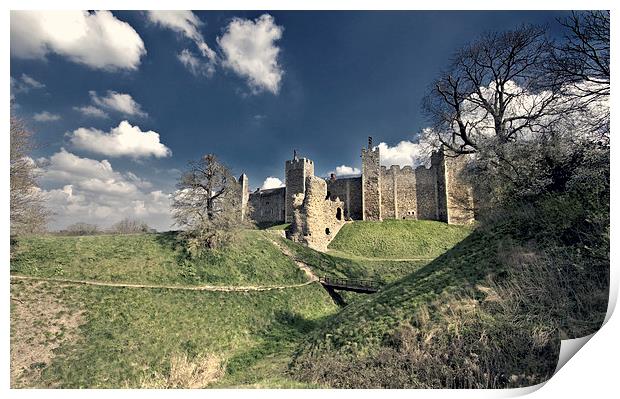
[336, 208, 342, 221]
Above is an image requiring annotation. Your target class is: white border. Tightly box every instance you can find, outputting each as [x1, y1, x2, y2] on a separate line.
[3, 1, 618, 398]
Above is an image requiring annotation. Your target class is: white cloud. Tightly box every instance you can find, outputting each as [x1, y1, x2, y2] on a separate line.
[11, 73, 45, 96]
[33, 111, 61, 122]
[11, 10, 146, 71]
[20, 73, 45, 89]
[89, 90, 147, 117]
[331, 165, 361, 177]
[38, 149, 173, 231]
[73, 105, 109, 118]
[377, 140, 430, 168]
[218, 14, 284, 94]
[260, 177, 284, 190]
[68, 120, 171, 159]
[178, 49, 214, 77]
[146, 11, 216, 77]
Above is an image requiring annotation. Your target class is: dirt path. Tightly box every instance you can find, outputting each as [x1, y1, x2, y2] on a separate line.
[266, 235, 319, 282]
[10, 275, 313, 292]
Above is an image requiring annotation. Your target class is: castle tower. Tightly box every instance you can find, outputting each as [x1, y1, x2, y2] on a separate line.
[361, 136, 382, 221]
[238, 173, 250, 221]
[285, 150, 315, 223]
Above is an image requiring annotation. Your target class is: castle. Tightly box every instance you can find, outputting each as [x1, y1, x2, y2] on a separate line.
[239, 137, 475, 250]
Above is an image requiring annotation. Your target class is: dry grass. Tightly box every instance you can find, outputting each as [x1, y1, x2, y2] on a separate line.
[139, 352, 226, 388]
[10, 281, 85, 388]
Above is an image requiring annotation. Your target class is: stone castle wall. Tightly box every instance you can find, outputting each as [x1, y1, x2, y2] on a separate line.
[361, 146, 381, 221]
[327, 176, 362, 220]
[242, 140, 475, 229]
[249, 187, 286, 223]
[288, 176, 345, 251]
[285, 157, 314, 223]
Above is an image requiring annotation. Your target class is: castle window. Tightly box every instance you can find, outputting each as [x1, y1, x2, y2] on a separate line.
[336, 208, 342, 221]
[325, 228, 331, 235]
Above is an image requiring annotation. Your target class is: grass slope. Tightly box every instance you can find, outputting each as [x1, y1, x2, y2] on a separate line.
[328, 220, 473, 259]
[11, 279, 338, 388]
[11, 230, 307, 287]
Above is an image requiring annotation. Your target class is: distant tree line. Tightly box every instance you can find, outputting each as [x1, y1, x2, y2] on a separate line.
[55, 218, 156, 236]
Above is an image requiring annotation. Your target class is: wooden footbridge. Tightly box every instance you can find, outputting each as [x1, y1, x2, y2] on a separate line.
[318, 276, 381, 294]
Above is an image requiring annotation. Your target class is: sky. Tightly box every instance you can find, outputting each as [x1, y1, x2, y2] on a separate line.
[10, 10, 572, 231]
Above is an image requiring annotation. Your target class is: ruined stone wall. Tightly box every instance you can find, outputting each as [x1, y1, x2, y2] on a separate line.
[238, 174, 250, 221]
[285, 157, 314, 223]
[395, 166, 417, 219]
[327, 176, 362, 220]
[444, 154, 476, 224]
[288, 176, 345, 251]
[380, 166, 397, 219]
[249, 187, 286, 224]
[415, 166, 438, 221]
[361, 146, 381, 220]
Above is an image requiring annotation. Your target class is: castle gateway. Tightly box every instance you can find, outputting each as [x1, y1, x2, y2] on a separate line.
[240, 138, 475, 231]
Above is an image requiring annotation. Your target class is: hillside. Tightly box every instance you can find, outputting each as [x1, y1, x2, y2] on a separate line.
[328, 220, 473, 259]
[11, 230, 307, 287]
[289, 197, 609, 388]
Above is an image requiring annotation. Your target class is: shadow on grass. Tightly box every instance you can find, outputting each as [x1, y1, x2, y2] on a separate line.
[224, 310, 331, 380]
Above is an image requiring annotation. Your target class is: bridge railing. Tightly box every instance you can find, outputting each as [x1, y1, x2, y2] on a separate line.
[319, 275, 381, 291]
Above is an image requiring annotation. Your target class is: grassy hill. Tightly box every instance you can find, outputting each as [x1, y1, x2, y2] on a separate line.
[11, 230, 307, 287]
[289, 196, 609, 388]
[328, 220, 473, 259]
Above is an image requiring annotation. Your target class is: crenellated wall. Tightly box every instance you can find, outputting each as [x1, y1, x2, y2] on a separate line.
[241, 139, 475, 233]
[249, 187, 286, 224]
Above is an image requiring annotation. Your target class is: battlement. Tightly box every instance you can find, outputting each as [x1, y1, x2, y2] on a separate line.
[285, 157, 314, 167]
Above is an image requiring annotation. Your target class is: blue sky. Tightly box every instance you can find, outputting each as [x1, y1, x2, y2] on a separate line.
[10, 10, 571, 230]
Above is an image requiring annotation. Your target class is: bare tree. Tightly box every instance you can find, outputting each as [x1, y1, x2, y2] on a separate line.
[422, 25, 560, 156]
[550, 11, 609, 99]
[10, 115, 49, 235]
[172, 154, 245, 253]
[109, 218, 154, 234]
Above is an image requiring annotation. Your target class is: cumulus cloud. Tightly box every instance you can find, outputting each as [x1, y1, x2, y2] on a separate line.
[260, 177, 285, 190]
[68, 120, 171, 159]
[89, 90, 147, 117]
[73, 105, 109, 119]
[218, 14, 284, 94]
[377, 140, 430, 168]
[147, 11, 217, 77]
[330, 165, 361, 177]
[38, 149, 172, 231]
[33, 111, 61, 122]
[11, 10, 146, 71]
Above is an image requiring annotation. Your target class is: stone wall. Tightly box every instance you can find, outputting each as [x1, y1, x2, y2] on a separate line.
[249, 187, 286, 224]
[288, 176, 345, 252]
[395, 166, 417, 219]
[361, 145, 381, 221]
[444, 154, 476, 224]
[414, 166, 438, 221]
[327, 176, 362, 220]
[238, 174, 250, 221]
[285, 157, 314, 223]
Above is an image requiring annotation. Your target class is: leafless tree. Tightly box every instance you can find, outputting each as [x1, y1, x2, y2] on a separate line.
[10, 115, 49, 235]
[61, 222, 101, 236]
[550, 11, 609, 100]
[109, 218, 154, 234]
[422, 25, 560, 156]
[172, 154, 246, 253]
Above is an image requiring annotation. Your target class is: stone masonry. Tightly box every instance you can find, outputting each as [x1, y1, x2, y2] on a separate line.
[241, 138, 476, 244]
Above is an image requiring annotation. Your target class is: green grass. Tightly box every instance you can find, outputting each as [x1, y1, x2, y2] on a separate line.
[11, 230, 307, 287]
[328, 220, 473, 259]
[294, 223, 508, 355]
[11, 279, 338, 388]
